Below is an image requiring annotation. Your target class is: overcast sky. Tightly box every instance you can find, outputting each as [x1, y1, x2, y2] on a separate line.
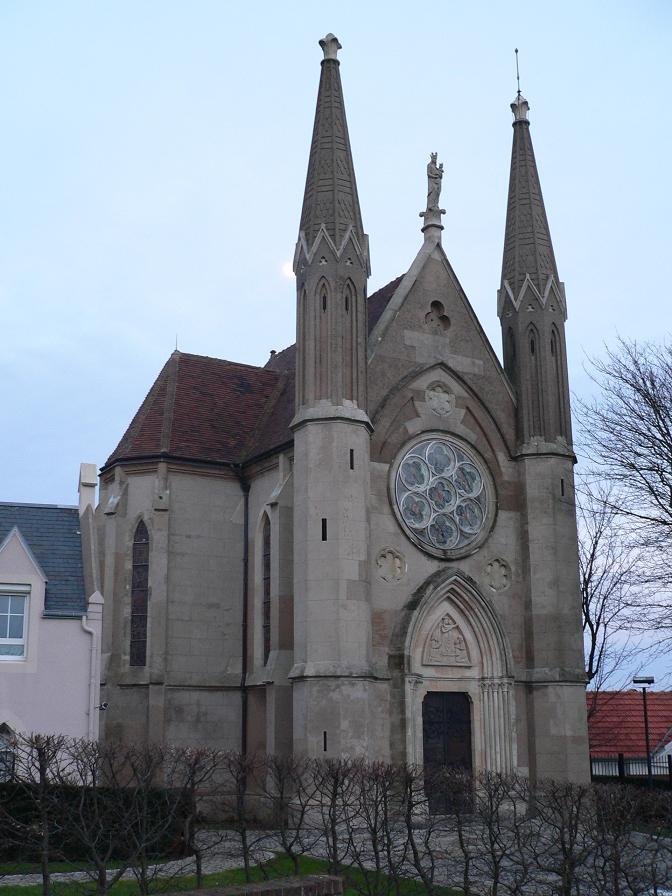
[1, 0, 671, 507]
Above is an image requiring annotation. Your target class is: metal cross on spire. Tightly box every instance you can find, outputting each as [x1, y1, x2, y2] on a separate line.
[515, 48, 521, 99]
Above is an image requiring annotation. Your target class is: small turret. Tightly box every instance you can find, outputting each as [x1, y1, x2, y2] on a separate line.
[498, 92, 572, 447]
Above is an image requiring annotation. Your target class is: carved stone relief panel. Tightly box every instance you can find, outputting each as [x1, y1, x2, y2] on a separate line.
[425, 382, 455, 417]
[376, 547, 406, 583]
[485, 558, 511, 593]
[422, 613, 471, 666]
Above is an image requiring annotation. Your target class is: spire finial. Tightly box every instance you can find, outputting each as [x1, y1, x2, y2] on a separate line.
[319, 33, 342, 61]
[515, 48, 521, 99]
[510, 49, 530, 122]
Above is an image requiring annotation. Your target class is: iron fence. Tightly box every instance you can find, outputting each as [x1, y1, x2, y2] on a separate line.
[591, 752, 672, 783]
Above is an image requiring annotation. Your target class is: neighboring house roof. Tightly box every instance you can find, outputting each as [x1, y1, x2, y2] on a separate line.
[103, 278, 402, 472]
[587, 691, 672, 757]
[0, 504, 86, 617]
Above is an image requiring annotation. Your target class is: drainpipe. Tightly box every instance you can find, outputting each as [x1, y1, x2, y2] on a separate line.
[234, 465, 250, 756]
[81, 608, 101, 741]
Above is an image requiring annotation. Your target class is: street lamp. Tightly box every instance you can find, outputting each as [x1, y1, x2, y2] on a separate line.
[633, 676, 655, 782]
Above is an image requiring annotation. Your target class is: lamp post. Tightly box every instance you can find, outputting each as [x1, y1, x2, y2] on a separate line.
[633, 676, 655, 782]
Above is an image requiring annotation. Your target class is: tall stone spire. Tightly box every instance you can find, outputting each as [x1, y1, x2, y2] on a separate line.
[293, 33, 370, 413]
[499, 94, 561, 307]
[295, 33, 369, 272]
[498, 93, 572, 446]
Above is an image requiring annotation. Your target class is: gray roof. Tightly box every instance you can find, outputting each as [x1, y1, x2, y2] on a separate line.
[0, 503, 86, 617]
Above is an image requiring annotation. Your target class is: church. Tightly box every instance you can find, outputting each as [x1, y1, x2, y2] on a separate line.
[97, 34, 590, 784]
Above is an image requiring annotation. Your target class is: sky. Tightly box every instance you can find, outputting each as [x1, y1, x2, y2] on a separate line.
[1, 0, 671, 509]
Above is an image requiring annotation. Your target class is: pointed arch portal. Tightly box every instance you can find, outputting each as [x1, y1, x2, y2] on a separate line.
[393, 570, 516, 774]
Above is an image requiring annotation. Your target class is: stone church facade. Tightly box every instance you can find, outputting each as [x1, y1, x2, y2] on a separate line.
[97, 34, 590, 783]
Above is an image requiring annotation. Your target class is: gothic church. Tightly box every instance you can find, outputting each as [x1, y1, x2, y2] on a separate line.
[97, 34, 590, 783]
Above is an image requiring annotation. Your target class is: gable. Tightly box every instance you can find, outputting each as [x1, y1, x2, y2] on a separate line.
[0, 527, 47, 580]
[367, 239, 517, 454]
[0, 504, 86, 617]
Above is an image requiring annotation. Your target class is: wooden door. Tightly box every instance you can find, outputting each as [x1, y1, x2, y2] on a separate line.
[422, 691, 472, 812]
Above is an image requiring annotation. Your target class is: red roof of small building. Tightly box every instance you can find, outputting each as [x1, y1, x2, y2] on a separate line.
[102, 277, 402, 472]
[587, 691, 672, 757]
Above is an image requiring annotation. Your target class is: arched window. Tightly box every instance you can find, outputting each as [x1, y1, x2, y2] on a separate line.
[526, 325, 543, 437]
[130, 520, 149, 667]
[262, 516, 271, 665]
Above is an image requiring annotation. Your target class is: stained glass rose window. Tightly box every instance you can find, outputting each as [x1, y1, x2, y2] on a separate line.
[392, 437, 492, 556]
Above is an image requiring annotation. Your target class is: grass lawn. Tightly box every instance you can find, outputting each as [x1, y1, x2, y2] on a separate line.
[0, 854, 464, 896]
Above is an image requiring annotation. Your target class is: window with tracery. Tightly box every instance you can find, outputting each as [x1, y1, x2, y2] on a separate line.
[262, 516, 271, 665]
[130, 520, 149, 667]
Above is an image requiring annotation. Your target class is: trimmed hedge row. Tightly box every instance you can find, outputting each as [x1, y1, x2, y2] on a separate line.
[0, 781, 189, 862]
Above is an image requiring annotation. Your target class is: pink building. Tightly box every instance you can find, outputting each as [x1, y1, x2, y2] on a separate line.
[0, 465, 102, 773]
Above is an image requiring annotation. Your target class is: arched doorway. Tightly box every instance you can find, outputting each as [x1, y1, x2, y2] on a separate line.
[392, 570, 516, 775]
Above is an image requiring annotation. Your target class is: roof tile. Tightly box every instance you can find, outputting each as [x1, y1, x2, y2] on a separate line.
[587, 691, 672, 757]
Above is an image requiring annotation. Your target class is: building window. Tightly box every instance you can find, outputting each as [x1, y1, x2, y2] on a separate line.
[130, 521, 149, 667]
[0, 591, 27, 659]
[262, 515, 271, 665]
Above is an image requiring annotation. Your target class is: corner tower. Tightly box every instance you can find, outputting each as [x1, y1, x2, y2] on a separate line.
[290, 35, 377, 757]
[498, 92, 589, 782]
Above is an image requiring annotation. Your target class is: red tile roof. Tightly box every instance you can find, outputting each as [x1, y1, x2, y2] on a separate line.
[587, 691, 672, 757]
[103, 278, 402, 472]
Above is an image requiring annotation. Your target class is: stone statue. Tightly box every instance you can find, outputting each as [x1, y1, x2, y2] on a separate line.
[426, 152, 444, 211]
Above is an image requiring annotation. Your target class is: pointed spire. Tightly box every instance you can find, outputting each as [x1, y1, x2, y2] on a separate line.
[297, 34, 367, 268]
[500, 93, 559, 302]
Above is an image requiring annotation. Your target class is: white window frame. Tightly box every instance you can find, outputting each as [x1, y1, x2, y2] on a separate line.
[0, 585, 30, 661]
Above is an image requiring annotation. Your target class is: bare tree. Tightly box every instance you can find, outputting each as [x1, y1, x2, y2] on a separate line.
[173, 746, 225, 889]
[577, 484, 651, 706]
[260, 754, 318, 876]
[310, 758, 358, 876]
[397, 763, 441, 896]
[219, 751, 263, 882]
[579, 337, 672, 648]
[530, 778, 594, 896]
[0, 733, 72, 896]
[343, 761, 408, 896]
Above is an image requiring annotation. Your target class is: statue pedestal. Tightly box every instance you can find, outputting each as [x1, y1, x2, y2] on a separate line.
[419, 206, 445, 237]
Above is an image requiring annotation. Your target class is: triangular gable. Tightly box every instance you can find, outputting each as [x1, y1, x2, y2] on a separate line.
[0, 526, 48, 581]
[366, 233, 517, 453]
[369, 233, 514, 402]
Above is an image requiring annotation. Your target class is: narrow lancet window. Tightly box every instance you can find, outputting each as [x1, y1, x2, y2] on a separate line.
[130, 520, 149, 667]
[262, 515, 271, 665]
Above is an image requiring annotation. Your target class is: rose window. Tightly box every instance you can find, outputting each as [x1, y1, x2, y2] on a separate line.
[393, 438, 491, 556]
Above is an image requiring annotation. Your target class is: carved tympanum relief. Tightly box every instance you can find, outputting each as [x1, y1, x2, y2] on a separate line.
[423, 613, 471, 666]
[376, 547, 406, 583]
[486, 558, 511, 593]
[425, 382, 455, 417]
